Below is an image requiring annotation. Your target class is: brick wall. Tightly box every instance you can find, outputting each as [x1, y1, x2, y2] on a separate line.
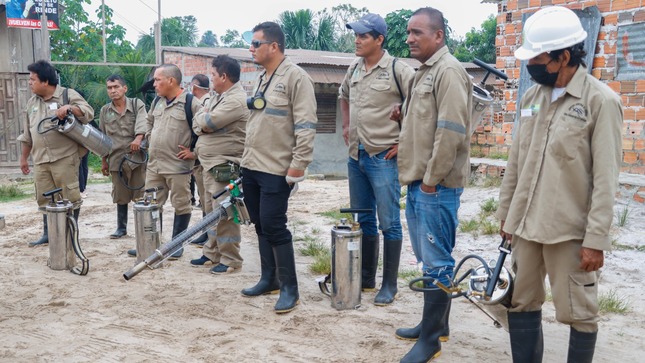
[477, 0, 645, 174]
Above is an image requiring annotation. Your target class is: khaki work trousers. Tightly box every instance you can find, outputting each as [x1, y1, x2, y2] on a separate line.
[35, 153, 81, 211]
[145, 170, 192, 215]
[510, 236, 600, 333]
[193, 164, 212, 214]
[201, 170, 242, 268]
[110, 163, 145, 205]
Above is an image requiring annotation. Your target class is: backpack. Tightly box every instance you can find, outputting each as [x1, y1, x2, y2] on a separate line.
[151, 93, 197, 150]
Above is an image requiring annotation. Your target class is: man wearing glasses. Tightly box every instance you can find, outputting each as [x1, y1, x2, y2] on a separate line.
[240, 22, 317, 314]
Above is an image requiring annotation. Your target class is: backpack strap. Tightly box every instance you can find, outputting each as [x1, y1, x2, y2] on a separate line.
[392, 58, 404, 103]
[63, 87, 69, 105]
[184, 93, 197, 150]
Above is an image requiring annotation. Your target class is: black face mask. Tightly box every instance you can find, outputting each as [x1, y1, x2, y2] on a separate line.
[527, 63, 559, 87]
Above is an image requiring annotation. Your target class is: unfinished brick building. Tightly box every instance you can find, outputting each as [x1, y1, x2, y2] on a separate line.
[476, 0, 645, 177]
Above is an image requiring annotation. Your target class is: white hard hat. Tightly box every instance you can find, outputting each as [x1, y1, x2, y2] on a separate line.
[514, 6, 587, 61]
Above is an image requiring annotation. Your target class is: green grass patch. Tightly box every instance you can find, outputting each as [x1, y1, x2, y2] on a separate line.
[459, 219, 480, 233]
[611, 240, 645, 252]
[0, 184, 30, 202]
[488, 151, 509, 160]
[614, 204, 631, 227]
[318, 208, 352, 222]
[310, 249, 332, 275]
[480, 219, 499, 235]
[399, 268, 423, 285]
[470, 146, 486, 158]
[598, 289, 630, 314]
[298, 239, 327, 256]
[87, 176, 111, 184]
[480, 197, 499, 215]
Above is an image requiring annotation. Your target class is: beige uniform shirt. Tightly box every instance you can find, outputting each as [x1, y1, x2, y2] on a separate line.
[398, 46, 472, 188]
[198, 93, 211, 107]
[241, 58, 317, 175]
[193, 82, 248, 170]
[497, 66, 623, 251]
[99, 97, 148, 171]
[146, 91, 201, 174]
[339, 50, 414, 159]
[18, 85, 94, 165]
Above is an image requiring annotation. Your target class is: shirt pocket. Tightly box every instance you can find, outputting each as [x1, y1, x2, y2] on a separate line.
[518, 116, 536, 151]
[548, 118, 585, 161]
[410, 85, 435, 117]
[266, 95, 290, 119]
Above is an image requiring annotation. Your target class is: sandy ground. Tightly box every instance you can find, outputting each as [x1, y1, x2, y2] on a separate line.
[0, 177, 644, 362]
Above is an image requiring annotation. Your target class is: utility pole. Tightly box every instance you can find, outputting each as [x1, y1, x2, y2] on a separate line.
[39, 3, 51, 61]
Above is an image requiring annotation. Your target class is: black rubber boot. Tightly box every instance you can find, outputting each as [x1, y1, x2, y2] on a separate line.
[508, 310, 544, 363]
[273, 243, 300, 314]
[567, 327, 597, 363]
[241, 237, 279, 296]
[29, 214, 49, 247]
[190, 212, 208, 245]
[400, 289, 450, 363]
[361, 235, 379, 291]
[110, 204, 128, 239]
[396, 300, 450, 342]
[169, 213, 191, 259]
[375, 239, 402, 306]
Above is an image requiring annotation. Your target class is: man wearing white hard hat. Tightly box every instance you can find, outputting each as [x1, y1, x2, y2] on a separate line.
[496, 6, 623, 363]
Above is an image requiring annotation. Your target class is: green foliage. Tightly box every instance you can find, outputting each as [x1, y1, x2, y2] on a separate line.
[480, 198, 499, 215]
[399, 268, 423, 284]
[598, 289, 630, 314]
[384, 9, 413, 58]
[488, 151, 509, 160]
[480, 219, 499, 235]
[459, 219, 480, 234]
[219, 29, 246, 48]
[470, 146, 486, 158]
[298, 239, 327, 257]
[137, 15, 199, 54]
[199, 30, 219, 47]
[458, 15, 497, 63]
[0, 184, 29, 202]
[614, 204, 631, 227]
[310, 249, 332, 275]
[330, 4, 369, 52]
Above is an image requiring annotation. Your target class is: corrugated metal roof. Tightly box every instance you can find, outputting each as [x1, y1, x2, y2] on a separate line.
[616, 23, 645, 81]
[163, 46, 500, 85]
[163, 46, 488, 70]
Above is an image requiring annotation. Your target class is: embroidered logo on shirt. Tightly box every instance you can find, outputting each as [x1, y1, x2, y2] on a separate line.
[376, 71, 390, 80]
[422, 74, 434, 86]
[564, 103, 588, 122]
[273, 83, 286, 95]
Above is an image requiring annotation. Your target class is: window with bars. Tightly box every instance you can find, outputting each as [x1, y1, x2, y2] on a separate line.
[315, 93, 338, 134]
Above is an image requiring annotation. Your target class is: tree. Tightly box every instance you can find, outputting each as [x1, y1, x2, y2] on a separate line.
[384, 9, 413, 58]
[199, 30, 219, 47]
[219, 29, 246, 48]
[459, 15, 497, 63]
[278, 9, 337, 51]
[136, 16, 199, 54]
[330, 4, 369, 53]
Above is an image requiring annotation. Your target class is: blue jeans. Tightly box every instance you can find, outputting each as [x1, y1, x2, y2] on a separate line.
[406, 181, 463, 287]
[348, 149, 402, 241]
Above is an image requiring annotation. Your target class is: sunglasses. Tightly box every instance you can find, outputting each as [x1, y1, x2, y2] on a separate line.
[251, 40, 274, 48]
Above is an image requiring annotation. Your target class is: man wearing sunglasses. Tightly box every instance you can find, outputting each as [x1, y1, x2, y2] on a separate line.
[240, 21, 317, 314]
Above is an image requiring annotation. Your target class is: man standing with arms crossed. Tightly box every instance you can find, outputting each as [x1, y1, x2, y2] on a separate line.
[189, 55, 248, 274]
[240, 21, 317, 314]
[394, 8, 472, 362]
[19, 60, 94, 246]
[340, 13, 414, 306]
[99, 74, 148, 239]
[497, 7, 623, 362]
[128, 64, 201, 259]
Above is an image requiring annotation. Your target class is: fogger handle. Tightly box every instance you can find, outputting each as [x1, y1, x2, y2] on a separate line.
[43, 188, 63, 197]
[473, 58, 508, 85]
[339, 208, 372, 214]
[484, 237, 512, 300]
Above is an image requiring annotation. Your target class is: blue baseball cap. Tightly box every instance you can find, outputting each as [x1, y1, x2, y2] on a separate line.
[346, 13, 388, 38]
